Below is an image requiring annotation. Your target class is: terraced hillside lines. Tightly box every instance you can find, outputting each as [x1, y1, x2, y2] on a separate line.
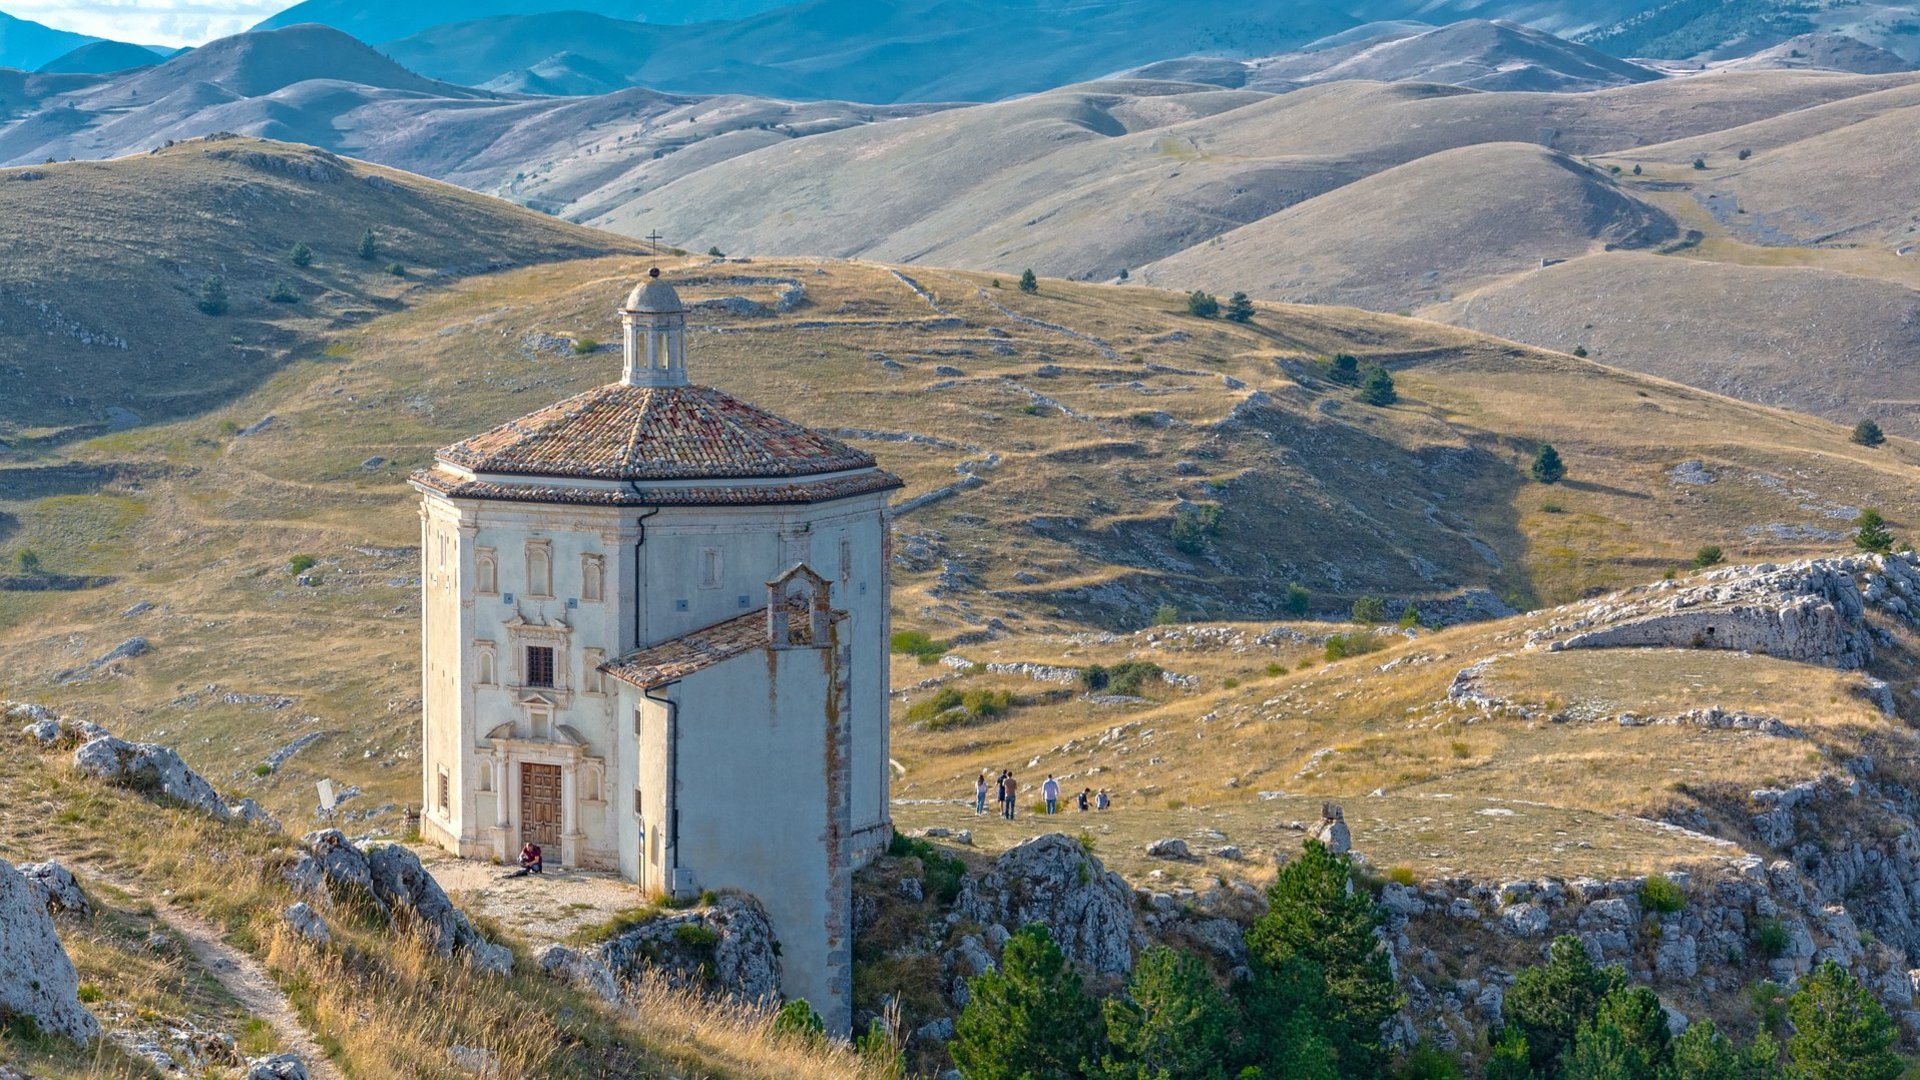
[1433, 251, 1920, 435]
[0, 136, 643, 440]
[7, 253, 1920, 832]
[622, 69, 1917, 281]
[1140, 142, 1677, 310]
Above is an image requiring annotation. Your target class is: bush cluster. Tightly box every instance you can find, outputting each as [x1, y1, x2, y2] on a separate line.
[889, 629, 949, 664]
[1081, 660, 1164, 697]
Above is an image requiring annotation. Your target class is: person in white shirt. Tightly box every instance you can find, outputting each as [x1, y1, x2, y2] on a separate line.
[974, 772, 988, 815]
[1042, 774, 1060, 814]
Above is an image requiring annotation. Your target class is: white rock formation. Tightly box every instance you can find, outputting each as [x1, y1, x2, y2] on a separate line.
[0, 858, 99, 1044]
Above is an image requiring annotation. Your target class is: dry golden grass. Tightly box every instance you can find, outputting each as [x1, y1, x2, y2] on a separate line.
[0, 746, 899, 1080]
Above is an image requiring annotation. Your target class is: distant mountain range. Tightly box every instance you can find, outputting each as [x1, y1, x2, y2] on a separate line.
[0, 8, 101, 70]
[252, 0, 792, 46]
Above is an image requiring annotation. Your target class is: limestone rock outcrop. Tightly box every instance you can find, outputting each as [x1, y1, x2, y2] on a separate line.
[537, 943, 621, 1003]
[19, 860, 91, 917]
[593, 894, 782, 1007]
[72, 733, 262, 824]
[286, 830, 507, 971]
[0, 858, 99, 1044]
[1531, 555, 1920, 669]
[954, 833, 1141, 976]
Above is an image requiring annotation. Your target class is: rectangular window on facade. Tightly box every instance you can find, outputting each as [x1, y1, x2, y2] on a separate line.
[840, 538, 853, 581]
[526, 645, 556, 688]
[634, 788, 643, 815]
[437, 768, 450, 812]
[701, 547, 722, 589]
[476, 550, 498, 596]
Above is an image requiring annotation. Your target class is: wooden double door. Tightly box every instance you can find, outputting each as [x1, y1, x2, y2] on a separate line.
[520, 762, 563, 858]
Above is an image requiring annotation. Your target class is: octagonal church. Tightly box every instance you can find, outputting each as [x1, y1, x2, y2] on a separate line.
[411, 270, 899, 1029]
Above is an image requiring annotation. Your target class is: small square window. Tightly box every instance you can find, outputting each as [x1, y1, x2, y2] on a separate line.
[675, 598, 689, 612]
[526, 645, 555, 688]
[738, 594, 751, 609]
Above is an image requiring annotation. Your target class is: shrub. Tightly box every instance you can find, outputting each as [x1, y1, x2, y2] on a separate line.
[1738, 147, 1753, 160]
[673, 923, 719, 949]
[571, 338, 600, 355]
[1542, 502, 1564, 513]
[1632, 163, 1643, 175]
[1396, 605, 1422, 629]
[1283, 583, 1311, 617]
[1386, 866, 1416, 887]
[1107, 660, 1164, 697]
[1170, 504, 1223, 555]
[288, 554, 317, 576]
[1324, 632, 1384, 661]
[1854, 509, 1894, 554]
[1852, 418, 1885, 447]
[1639, 875, 1686, 914]
[387, 262, 407, 277]
[1265, 662, 1286, 677]
[357, 227, 377, 260]
[1351, 595, 1388, 624]
[1222, 677, 1239, 689]
[1358, 365, 1396, 406]
[1449, 740, 1471, 759]
[267, 278, 298, 303]
[772, 999, 825, 1041]
[1186, 290, 1220, 318]
[1572, 345, 1588, 357]
[1018, 269, 1038, 293]
[1692, 157, 1707, 170]
[1693, 545, 1723, 569]
[1081, 664, 1109, 691]
[708, 246, 725, 257]
[1151, 603, 1179, 626]
[904, 687, 1013, 729]
[1225, 291, 1255, 323]
[197, 275, 229, 315]
[889, 629, 948, 663]
[16, 549, 42, 574]
[1531, 444, 1567, 484]
[290, 242, 312, 267]
[1754, 918, 1791, 958]
[254, 763, 273, 777]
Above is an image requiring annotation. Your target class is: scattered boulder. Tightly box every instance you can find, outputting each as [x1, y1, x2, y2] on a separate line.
[282, 902, 330, 945]
[286, 830, 505, 969]
[0, 858, 99, 1044]
[1146, 838, 1192, 860]
[20, 861, 91, 917]
[1308, 802, 1351, 855]
[593, 893, 782, 1007]
[74, 734, 238, 821]
[536, 943, 620, 1003]
[245, 1053, 309, 1080]
[954, 833, 1140, 976]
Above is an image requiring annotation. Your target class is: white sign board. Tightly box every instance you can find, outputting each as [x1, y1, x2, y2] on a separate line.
[317, 778, 337, 813]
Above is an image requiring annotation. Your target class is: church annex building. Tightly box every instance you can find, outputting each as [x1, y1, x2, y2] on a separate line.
[410, 271, 899, 1029]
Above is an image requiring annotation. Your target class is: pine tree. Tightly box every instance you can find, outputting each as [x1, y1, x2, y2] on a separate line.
[1532, 444, 1567, 485]
[1097, 947, 1233, 1080]
[1234, 953, 1341, 1079]
[1019, 268, 1038, 294]
[197, 275, 228, 316]
[1328, 353, 1360, 384]
[1562, 986, 1671, 1080]
[290, 242, 312, 267]
[1503, 935, 1626, 1077]
[1245, 841, 1399, 1077]
[1668, 1020, 1781, 1080]
[267, 278, 299, 304]
[1483, 1028, 1534, 1080]
[1358, 365, 1396, 406]
[1225, 291, 1255, 323]
[358, 227, 378, 261]
[1187, 290, 1220, 318]
[952, 924, 1106, 1080]
[1786, 960, 1904, 1080]
[1852, 418, 1886, 447]
[1854, 509, 1894, 554]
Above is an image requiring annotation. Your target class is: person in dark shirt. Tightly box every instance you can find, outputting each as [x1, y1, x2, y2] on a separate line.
[519, 841, 543, 875]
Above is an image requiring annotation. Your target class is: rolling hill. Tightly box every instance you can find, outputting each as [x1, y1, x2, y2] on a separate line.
[1138, 142, 1677, 310]
[253, 0, 793, 43]
[0, 8, 100, 70]
[32, 39, 165, 76]
[1130, 19, 1664, 93]
[0, 136, 644, 441]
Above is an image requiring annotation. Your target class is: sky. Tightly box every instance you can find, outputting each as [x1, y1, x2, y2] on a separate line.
[6, 0, 292, 46]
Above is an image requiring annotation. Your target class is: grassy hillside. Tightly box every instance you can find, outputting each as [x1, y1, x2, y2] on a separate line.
[1140, 142, 1676, 310]
[0, 136, 643, 442]
[2, 251, 1918, 836]
[616, 69, 1913, 279]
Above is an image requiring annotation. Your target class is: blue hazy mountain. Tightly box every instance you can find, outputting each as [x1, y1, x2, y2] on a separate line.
[34, 39, 168, 75]
[0, 8, 101, 70]
[253, 0, 793, 44]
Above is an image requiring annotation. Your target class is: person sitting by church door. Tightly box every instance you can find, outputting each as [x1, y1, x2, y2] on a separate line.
[519, 841, 544, 875]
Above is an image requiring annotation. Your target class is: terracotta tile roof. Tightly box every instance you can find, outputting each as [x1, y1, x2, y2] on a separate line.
[602, 605, 845, 690]
[436, 383, 879, 481]
[409, 468, 902, 508]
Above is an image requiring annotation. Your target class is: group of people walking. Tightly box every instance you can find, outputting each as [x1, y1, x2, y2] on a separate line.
[976, 770, 1110, 819]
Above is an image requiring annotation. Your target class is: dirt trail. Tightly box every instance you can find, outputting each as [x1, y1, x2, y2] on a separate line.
[73, 859, 346, 1080]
